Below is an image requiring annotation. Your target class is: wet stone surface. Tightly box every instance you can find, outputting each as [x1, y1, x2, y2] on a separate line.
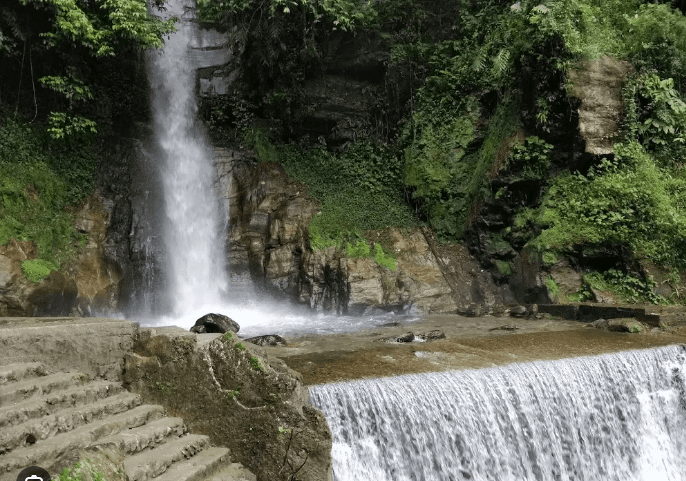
[263, 314, 686, 385]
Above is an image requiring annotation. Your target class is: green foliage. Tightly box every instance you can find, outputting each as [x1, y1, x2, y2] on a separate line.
[0, 118, 94, 272]
[508, 136, 553, 180]
[248, 130, 417, 250]
[345, 239, 370, 258]
[58, 460, 107, 481]
[1, 0, 175, 136]
[197, 0, 377, 31]
[545, 276, 560, 301]
[496, 260, 513, 276]
[21, 259, 57, 283]
[624, 72, 686, 164]
[249, 355, 263, 371]
[223, 331, 233, 341]
[226, 387, 241, 401]
[542, 251, 558, 265]
[372, 243, 396, 271]
[234, 342, 245, 351]
[525, 140, 686, 269]
[584, 269, 666, 305]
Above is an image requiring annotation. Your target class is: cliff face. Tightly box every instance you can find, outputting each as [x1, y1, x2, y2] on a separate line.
[217, 148, 508, 315]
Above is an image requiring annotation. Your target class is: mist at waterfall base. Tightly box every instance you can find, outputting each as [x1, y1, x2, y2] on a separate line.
[131, 0, 407, 337]
[310, 345, 686, 481]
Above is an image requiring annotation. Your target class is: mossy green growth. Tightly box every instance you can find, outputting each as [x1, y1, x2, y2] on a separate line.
[223, 331, 233, 341]
[249, 355, 263, 371]
[496, 260, 513, 276]
[545, 276, 560, 301]
[372, 243, 397, 271]
[234, 342, 245, 351]
[1, 117, 95, 275]
[21, 259, 58, 283]
[346, 239, 371, 258]
[58, 459, 110, 481]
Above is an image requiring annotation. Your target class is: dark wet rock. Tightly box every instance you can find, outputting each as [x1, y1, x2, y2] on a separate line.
[527, 303, 539, 319]
[245, 334, 287, 346]
[489, 324, 519, 331]
[190, 313, 240, 334]
[607, 318, 646, 333]
[415, 330, 446, 341]
[588, 318, 609, 329]
[375, 332, 415, 343]
[380, 321, 402, 328]
[459, 304, 482, 317]
[509, 305, 528, 318]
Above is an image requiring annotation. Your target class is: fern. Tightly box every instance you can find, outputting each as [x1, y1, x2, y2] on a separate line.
[491, 48, 511, 77]
[471, 47, 487, 72]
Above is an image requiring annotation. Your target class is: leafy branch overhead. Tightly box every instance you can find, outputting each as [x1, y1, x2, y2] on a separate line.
[1, 0, 176, 137]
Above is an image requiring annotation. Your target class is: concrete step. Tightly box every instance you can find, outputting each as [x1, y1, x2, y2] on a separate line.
[124, 434, 211, 481]
[0, 371, 88, 406]
[0, 391, 141, 454]
[206, 462, 258, 481]
[153, 446, 231, 481]
[0, 363, 46, 385]
[0, 404, 165, 473]
[96, 416, 186, 455]
[0, 379, 126, 429]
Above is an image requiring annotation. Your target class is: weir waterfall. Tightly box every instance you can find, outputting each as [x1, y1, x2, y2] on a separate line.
[136, 4, 686, 481]
[310, 345, 686, 481]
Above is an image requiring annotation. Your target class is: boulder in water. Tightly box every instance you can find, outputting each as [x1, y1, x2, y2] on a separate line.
[190, 313, 240, 334]
[415, 330, 446, 341]
[509, 305, 528, 318]
[245, 335, 287, 346]
[375, 332, 415, 343]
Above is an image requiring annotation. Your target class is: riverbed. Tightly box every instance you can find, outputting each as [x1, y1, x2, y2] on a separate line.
[262, 314, 686, 384]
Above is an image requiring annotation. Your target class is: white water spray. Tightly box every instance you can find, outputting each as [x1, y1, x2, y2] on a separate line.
[310, 345, 686, 481]
[146, 0, 229, 319]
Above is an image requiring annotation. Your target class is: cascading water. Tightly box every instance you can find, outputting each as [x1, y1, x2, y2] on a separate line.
[144, 0, 229, 319]
[309, 345, 686, 481]
[137, 0, 412, 334]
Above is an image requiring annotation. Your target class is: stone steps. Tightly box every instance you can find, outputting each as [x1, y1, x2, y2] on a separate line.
[0, 379, 127, 429]
[0, 390, 141, 454]
[0, 362, 252, 481]
[207, 462, 258, 481]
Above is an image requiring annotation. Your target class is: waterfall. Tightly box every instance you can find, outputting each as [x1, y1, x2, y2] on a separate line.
[310, 345, 686, 481]
[144, 0, 229, 319]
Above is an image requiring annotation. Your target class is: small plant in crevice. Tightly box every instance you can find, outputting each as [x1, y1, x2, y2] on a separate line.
[249, 355, 263, 371]
[233, 341, 245, 351]
[226, 388, 241, 402]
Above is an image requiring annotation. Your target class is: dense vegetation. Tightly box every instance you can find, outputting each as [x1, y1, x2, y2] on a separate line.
[3, 0, 686, 303]
[1, 0, 173, 281]
[200, 0, 686, 303]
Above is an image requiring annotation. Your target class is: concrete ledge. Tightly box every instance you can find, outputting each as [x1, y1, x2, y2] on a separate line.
[0, 317, 138, 380]
[538, 304, 686, 328]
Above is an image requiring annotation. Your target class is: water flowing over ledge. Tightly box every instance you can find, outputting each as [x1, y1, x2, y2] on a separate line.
[309, 345, 686, 481]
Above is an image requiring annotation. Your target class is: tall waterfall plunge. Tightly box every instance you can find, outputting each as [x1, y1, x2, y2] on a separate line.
[310, 345, 686, 481]
[143, 0, 229, 319]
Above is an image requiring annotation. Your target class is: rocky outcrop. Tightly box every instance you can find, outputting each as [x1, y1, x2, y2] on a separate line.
[0, 193, 121, 317]
[123, 327, 333, 481]
[216, 148, 506, 315]
[567, 56, 633, 156]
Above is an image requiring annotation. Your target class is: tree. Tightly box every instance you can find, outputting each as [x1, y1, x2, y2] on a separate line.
[0, 0, 175, 137]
